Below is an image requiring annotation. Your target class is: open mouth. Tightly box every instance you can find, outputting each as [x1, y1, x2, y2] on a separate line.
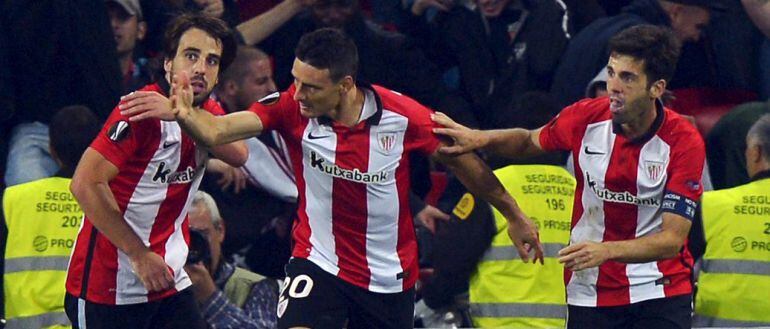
[609, 96, 624, 113]
[190, 79, 206, 94]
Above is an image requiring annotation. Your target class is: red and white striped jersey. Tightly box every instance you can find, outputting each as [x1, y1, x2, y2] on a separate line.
[539, 97, 704, 307]
[66, 82, 223, 305]
[249, 84, 440, 293]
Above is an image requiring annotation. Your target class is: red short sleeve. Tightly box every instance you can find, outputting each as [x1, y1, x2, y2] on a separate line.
[406, 106, 441, 156]
[539, 100, 594, 152]
[90, 105, 158, 168]
[247, 87, 297, 134]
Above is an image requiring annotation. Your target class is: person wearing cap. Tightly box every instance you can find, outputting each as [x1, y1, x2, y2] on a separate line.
[105, 0, 153, 94]
[550, 0, 724, 108]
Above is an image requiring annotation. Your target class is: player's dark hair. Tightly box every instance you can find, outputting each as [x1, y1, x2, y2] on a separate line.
[295, 28, 358, 82]
[608, 25, 681, 87]
[163, 13, 237, 73]
[49, 106, 100, 174]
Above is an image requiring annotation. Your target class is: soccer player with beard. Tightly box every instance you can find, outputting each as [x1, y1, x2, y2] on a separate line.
[432, 25, 705, 329]
[64, 14, 247, 329]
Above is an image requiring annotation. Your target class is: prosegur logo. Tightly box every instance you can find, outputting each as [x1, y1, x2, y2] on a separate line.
[731, 237, 748, 252]
[310, 151, 387, 184]
[34, 235, 48, 252]
[586, 173, 660, 207]
[153, 162, 198, 184]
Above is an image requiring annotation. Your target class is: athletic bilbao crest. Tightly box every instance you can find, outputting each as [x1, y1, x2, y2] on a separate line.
[644, 160, 664, 181]
[378, 132, 397, 153]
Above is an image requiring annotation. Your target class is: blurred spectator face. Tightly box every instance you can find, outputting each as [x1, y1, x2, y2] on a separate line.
[605, 54, 662, 125]
[476, 0, 512, 18]
[668, 5, 710, 42]
[312, 0, 358, 29]
[164, 28, 223, 105]
[188, 201, 224, 273]
[232, 58, 277, 111]
[291, 58, 347, 119]
[107, 2, 146, 57]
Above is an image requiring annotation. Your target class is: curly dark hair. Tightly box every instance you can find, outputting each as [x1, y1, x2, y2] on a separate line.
[163, 13, 237, 73]
[608, 25, 682, 86]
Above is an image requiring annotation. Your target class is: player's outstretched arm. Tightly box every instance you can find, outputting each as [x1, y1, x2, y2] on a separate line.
[434, 151, 545, 264]
[70, 149, 174, 292]
[120, 72, 265, 147]
[432, 112, 546, 158]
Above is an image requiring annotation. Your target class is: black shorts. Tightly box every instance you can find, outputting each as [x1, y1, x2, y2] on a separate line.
[277, 258, 415, 329]
[64, 289, 206, 329]
[567, 294, 692, 329]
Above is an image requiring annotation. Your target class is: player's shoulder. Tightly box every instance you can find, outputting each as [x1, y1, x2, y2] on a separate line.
[372, 85, 431, 119]
[659, 107, 704, 147]
[558, 97, 611, 125]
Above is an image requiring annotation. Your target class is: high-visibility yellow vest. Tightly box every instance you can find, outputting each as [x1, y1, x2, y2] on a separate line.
[3, 177, 82, 329]
[694, 178, 770, 327]
[468, 165, 574, 328]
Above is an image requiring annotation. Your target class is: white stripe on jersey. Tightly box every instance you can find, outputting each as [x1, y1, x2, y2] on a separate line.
[365, 109, 408, 293]
[302, 119, 340, 276]
[116, 122, 195, 304]
[567, 120, 615, 306]
[627, 135, 670, 303]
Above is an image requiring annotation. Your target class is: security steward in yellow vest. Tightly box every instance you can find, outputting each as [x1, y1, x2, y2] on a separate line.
[464, 164, 575, 328]
[1, 106, 100, 329]
[691, 114, 770, 327]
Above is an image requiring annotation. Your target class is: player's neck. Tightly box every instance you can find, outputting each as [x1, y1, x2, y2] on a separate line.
[334, 86, 364, 127]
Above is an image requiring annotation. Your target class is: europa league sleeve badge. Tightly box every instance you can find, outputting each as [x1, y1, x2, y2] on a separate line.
[107, 120, 130, 142]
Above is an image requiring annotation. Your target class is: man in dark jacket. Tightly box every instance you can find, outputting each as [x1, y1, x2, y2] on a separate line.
[550, 0, 723, 107]
[405, 0, 572, 129]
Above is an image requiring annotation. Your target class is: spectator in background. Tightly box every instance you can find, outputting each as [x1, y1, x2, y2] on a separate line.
[2, 106, 100, 329]
[405, 0, 571, 129]
[235, 0, 478, 127]
[205, 46, 296, 277]
[215, 47, 277, 114]
[742, 0, 770, 99]
[706, 101, 770, 189]
[690, 114, 770, 327]
[184, 191, 280, 329]
[2, 0, 122, 186]
[106, 0, 153, 94]
[434, 25, 705, 329]
[550, 0, 724, 107]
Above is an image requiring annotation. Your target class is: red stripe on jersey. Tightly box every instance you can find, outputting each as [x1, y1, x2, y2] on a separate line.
[288, 118, 313, 260]
[596, 137, 642, 306]
[394, 156, 418, 290]
[332, 125, 372, 287]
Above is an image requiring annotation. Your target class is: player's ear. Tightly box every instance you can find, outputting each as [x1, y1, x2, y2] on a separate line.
[339, 75, 354, 94]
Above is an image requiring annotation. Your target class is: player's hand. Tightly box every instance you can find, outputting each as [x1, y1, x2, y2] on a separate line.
[184, 262, 217, 303]
[170, 71, 194, 120]
[129, 249, 175, 292]
[558, 241, 611, 271]
[432, 112, 488, 155]
[507, 215, 545, 264]
[119, 91, 176, 122]
[414, 204, 450, 234]
[207, 159, 248, 194]
[194, 0, 224, 18]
